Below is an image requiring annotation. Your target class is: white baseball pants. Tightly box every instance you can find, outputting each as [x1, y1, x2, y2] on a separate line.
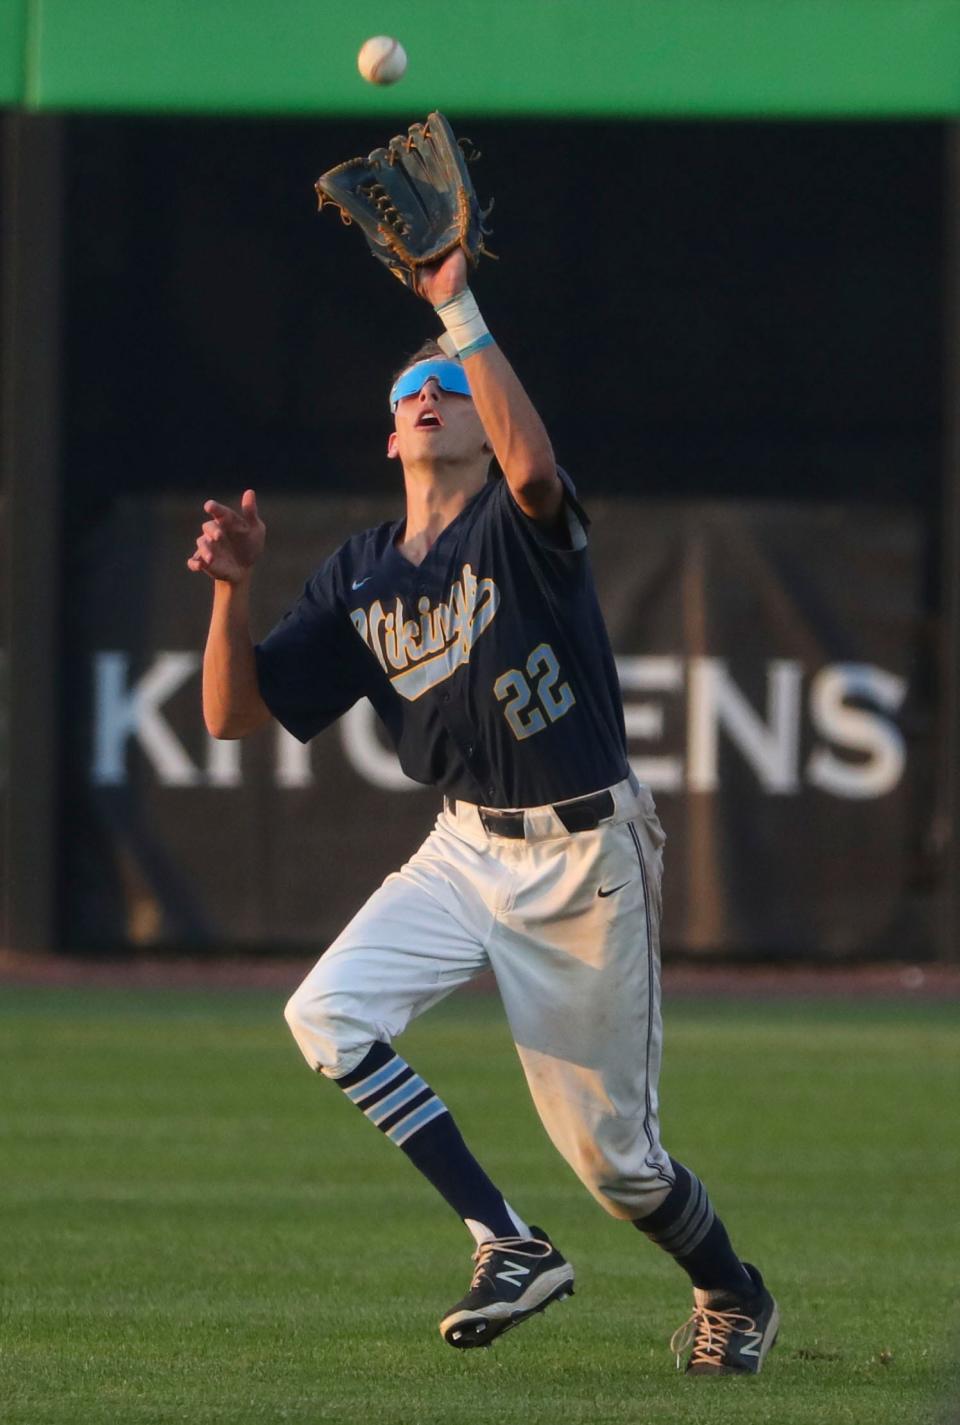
[284, 776, 675, 1219]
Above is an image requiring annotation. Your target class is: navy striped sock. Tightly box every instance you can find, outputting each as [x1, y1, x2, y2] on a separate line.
[339, 1044, 447, 1145]
[634, 1158, 752, 1294]
[335, 1041, 526, 1242]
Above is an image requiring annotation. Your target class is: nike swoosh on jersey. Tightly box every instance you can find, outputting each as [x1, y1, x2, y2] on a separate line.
[597, 881, 630, 898]
[351, 576, 373, 591]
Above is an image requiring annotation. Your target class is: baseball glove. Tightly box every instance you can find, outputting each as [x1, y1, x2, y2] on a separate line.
[315, 111, 493, 289]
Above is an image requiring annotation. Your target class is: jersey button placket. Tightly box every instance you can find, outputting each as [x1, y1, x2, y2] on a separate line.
[420, 563, 486, 800]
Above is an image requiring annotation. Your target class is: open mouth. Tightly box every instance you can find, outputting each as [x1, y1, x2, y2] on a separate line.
[415, 411, 443, 429]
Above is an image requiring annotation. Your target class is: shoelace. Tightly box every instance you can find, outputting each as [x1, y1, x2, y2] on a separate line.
[469, 1235, 544, 1290]
[669, 1304, 757, 1370]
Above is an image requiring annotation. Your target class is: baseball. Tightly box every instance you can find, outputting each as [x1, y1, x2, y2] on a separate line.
[357, 35, 407, 86]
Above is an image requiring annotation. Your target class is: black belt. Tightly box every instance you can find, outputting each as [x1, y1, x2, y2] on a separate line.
[445, 788, 615, 838]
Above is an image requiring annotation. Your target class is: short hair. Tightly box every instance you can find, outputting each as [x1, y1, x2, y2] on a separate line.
[390, 337, 453, 384]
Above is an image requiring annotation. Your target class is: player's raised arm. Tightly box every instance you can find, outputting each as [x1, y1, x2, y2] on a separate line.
[417, 251, 563, 526]
[315, 114, 563, 528]
[187, 488, 272, 739]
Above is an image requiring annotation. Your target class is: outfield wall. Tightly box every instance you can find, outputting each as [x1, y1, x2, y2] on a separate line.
[1, 7, 957, 956]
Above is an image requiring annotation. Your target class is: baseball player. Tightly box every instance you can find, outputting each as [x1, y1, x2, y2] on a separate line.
[188, 249, 779, 1374]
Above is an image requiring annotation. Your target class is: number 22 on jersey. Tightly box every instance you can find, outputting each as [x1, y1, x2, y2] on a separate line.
[493, 642, 576, 741]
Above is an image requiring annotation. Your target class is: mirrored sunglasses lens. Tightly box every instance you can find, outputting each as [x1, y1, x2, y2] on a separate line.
[390, 361, 470, 410]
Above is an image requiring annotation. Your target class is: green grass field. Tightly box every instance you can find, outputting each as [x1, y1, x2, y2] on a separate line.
[1, 986, 958, 1424]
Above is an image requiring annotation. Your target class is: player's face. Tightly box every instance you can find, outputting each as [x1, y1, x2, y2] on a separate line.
[388, 376, 489, 470]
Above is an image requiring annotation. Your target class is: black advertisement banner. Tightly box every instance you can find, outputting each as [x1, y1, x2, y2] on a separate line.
[62, 496, 931, 958]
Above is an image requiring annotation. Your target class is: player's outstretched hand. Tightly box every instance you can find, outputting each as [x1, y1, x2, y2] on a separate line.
[416, 248, 468, 308]
[187, 489, 265, 583]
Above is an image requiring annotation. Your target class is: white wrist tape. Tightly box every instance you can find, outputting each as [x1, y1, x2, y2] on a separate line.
[434, 287, 494, 359]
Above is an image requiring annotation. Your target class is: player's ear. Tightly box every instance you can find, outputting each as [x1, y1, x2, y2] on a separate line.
[387, 430, 400, 460]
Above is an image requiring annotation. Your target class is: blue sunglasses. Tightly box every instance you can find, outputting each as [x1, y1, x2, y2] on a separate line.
[389, 358, 472, 413]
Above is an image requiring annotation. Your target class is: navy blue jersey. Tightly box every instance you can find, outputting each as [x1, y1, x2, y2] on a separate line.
[255, 470, 628, 808]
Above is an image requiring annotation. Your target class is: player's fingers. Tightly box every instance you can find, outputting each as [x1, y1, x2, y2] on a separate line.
[204, 499, 242, 529]
[201, 520, 224, 540]
[241, 488, 259, 523]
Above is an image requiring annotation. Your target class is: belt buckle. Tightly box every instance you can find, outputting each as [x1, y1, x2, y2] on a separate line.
[479, 806, 525, 839]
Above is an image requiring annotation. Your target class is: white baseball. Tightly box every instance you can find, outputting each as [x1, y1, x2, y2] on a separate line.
[357, 36, 407, 86]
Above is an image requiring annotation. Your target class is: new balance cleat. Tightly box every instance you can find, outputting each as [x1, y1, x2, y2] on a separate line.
[439, 1225, 575, 1349]
[669, 1264, 780, 1375]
